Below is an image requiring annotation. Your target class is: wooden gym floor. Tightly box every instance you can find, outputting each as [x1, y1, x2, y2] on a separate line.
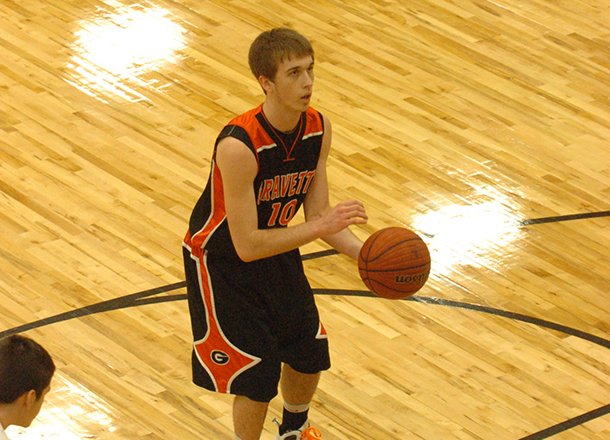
[0, 0, 609, 438]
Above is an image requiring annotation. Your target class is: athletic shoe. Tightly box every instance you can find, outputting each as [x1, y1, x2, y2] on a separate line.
[274, 419, 322, 439]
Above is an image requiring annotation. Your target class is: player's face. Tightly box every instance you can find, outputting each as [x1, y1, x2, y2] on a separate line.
[269, 55, 314, 113]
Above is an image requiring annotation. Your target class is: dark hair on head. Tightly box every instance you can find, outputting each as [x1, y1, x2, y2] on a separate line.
[248, 27, 314, 80]
[0, 335, 55, 403]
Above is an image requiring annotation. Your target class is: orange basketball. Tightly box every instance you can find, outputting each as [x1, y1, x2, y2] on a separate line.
[358, 227, 431, 299]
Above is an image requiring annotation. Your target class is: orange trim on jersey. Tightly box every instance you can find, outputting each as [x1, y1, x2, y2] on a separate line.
[229, 105, 273, 161]
[303, 107, 324, 136]
[228, 105, 324, 157]
[316, 321, 328, 339]
[185, 160, 226, 258]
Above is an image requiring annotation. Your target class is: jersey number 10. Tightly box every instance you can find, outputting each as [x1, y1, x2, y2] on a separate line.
[267, 199, 299, 227]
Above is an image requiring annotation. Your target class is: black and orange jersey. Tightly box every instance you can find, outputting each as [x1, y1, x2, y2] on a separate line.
[184, 104, 325, 261]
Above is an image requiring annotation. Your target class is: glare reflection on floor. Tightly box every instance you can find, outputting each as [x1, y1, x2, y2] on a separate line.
[6, 372, 114, 439]
[64, 2, 187, 102]
[411, 189, 524, 275]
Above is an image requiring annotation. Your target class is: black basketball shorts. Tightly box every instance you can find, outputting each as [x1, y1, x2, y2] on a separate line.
[182, 245, 330, 402]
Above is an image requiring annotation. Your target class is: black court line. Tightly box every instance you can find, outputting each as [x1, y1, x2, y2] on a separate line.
[3, 285, 609, 350]
[1, 285, 608, 440]
[302, 249, 339, 260]
[520, 210, 610, 226]
[3, 286, 609, 349]
[2, 292, 609, 440]
[410, 295, 610, 348]
[318, 290, 610, 348]
[519, 403, 610, 440]
[1, 209, 609, 438]
[0, 282, 185, 339]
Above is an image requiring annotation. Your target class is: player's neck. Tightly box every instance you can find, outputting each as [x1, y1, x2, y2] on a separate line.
[261, 101, 301, 133]
[0, 408, 12, 429]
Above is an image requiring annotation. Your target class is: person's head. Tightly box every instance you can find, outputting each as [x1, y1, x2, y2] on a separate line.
[248, 27, 314, 83]
[0, 335, 55, 428]
[249, 28, 316, 116]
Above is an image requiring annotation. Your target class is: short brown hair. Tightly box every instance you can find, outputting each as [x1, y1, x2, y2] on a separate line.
[248, 28, 314, 80]
[0, 335, 55, 403]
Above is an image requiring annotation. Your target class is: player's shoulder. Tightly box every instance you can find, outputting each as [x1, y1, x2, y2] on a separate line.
[216, 135, 256, 169]
[304, 106, 327, 133]
[227, 105, 263, 129]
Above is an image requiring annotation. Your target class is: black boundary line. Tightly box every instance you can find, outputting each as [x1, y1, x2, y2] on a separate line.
[0, 282, 186, 339]
[409, 295, 610, 348]
[520, 210, 610, 226]
[2, 285, 608, 440]
[302, 249, 338, 260]
[518, 404, 610, 440]
[1, 209, 609, 437]
[4, 287, 608, 349]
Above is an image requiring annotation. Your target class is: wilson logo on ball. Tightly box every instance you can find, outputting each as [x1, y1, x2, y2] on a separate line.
[395, 273, 428, 284]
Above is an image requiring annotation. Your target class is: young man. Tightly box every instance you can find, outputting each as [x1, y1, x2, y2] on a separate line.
[183, 28, 367, 440]
[0, 335, 55, 439]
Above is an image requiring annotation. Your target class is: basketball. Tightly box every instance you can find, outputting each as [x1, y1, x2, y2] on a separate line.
[358, 227, 431, 299]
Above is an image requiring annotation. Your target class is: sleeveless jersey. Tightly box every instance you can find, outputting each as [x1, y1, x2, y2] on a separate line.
[184, 105, 325, 261]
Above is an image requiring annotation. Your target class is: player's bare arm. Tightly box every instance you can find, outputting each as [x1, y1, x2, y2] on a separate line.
[216, 135, 365, 262]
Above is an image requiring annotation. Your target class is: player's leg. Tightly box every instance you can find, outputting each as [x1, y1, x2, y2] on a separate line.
[275, 282, 328, 436]
[278, 364, 320, 433]
[185, 250, 282, 439]
[234, 395, 269, 440]
[281, 363, 320, 404]
[266, 251, 329, 438]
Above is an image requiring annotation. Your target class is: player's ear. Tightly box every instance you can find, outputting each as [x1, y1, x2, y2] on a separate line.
[24, 389, 38, 406]
[258, 75, 273, 95]
[16, 389, 37, 409]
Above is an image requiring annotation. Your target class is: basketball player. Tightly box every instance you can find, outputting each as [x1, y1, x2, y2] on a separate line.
[183, 28, 367, 440]
[0, 335, 55, 439]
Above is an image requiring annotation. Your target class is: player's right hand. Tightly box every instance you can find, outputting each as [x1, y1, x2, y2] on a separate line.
[319, 200, 368, 235]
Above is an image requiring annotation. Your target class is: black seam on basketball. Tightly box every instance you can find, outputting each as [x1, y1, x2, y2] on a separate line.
[361, 230, 383, 273]
[365, 237, 424, 264]
[363, 262, 431, 272]
[369, 278, 420, 293]
[363, 231, 383, 263]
